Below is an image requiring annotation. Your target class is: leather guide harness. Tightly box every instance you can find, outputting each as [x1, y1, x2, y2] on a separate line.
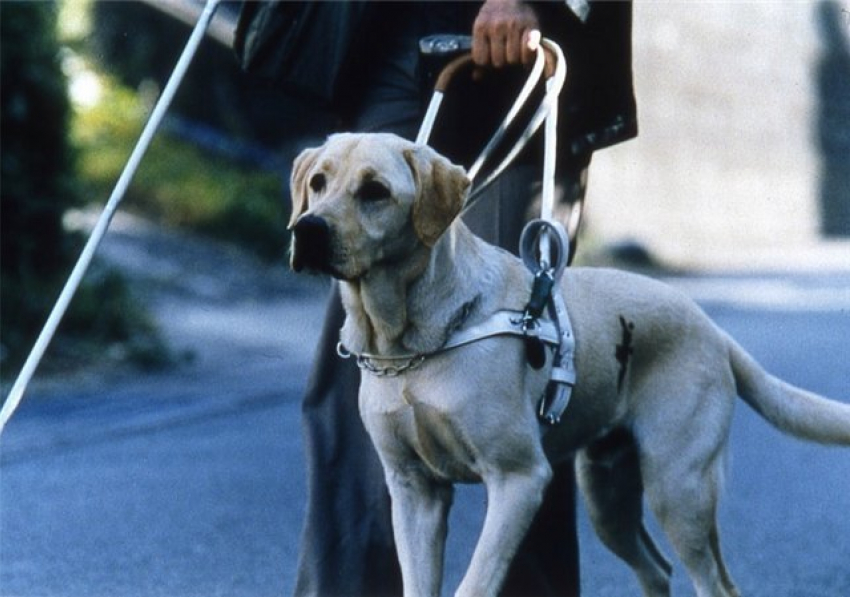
[341, 38, 577, 425]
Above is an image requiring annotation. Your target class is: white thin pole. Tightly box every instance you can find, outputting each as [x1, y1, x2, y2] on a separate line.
[0, 0, 222, 436]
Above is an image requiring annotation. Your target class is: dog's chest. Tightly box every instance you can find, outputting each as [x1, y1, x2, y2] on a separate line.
[360, 375, 483, 483]
[408, 400, 482, 483]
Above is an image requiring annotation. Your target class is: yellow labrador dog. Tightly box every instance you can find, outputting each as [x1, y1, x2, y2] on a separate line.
[288, 132, 850, 597]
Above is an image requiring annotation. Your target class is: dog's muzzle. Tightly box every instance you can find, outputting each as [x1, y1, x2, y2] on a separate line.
[291, 215, 332, 273]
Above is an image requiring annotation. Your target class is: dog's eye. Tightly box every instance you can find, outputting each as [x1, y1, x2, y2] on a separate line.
[309, 173, 326, 193]
[357, 180, 391, 202]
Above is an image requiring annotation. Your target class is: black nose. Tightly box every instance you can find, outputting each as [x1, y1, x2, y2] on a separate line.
[291, 215, 331, 272]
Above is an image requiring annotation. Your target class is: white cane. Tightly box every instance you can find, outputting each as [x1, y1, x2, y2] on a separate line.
[0, 0, 222, 436]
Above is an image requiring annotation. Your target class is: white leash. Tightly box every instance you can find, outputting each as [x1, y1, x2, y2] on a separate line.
[516, 39, 576, 424]
[415, 37, 577, 424]
[465, 47, 547, 182]
[416, 37, 566, 222]
[0, 0, 222, 436]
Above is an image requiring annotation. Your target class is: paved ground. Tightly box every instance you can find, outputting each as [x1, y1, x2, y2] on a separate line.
[1, 216, 849, 597]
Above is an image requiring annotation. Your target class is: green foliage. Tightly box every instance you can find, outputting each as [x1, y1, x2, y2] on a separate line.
[71, 76, 288, 261]
[1, 1, 79, 279]
[1, 266, 168, 376]
[73, 0, 294, 259]
[1, 1, 79, 375]
[1, 2, 165, 378]
[1, 0, 290, 381]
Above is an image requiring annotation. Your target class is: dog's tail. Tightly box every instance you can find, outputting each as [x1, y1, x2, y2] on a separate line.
[728, 335, 850, 445]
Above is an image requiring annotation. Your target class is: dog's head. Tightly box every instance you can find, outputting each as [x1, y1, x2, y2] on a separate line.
[288, 133, 470, 280]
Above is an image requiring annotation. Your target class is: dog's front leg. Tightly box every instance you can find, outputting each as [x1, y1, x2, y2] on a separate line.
[456, 463, 553, 597]
[385, 466, 454, 597]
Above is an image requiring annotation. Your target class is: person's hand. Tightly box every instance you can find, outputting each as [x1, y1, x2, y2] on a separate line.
[472, 0, 541, 73]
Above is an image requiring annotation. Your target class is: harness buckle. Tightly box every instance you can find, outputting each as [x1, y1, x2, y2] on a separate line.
[525, 270, 556, 322]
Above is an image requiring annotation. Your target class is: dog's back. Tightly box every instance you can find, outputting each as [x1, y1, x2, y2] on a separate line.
[549, 267, 850, 452]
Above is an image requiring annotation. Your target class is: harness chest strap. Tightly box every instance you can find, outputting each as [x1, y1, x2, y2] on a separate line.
[338, 301, 577, 425]
[337, 309, 562, 378]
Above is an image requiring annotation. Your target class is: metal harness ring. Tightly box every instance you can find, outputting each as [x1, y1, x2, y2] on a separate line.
[519, 219, 571, 279]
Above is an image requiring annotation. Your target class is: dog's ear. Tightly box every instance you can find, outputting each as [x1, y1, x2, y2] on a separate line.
[288, 146, 321, 229]
[404, 146, 470, 247]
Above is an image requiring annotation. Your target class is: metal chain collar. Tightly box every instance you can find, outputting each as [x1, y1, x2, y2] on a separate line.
[356, 354, 427, 378]
[337, 342, 427, 378]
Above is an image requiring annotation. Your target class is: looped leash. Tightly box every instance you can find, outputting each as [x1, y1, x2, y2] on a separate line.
[520, 219, 570, 281]
[416, 38, 578, 425]
[515, 41, 577, 425]
[417, 39, 566, 215]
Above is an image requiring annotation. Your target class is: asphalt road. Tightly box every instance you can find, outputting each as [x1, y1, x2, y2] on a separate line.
[1, 222, 848, 597]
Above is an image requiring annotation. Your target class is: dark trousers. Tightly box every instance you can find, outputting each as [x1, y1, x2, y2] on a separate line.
[293, 16, 588, 596]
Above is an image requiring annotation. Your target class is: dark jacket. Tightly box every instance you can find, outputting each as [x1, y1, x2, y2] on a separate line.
[234, 1, 637, 157]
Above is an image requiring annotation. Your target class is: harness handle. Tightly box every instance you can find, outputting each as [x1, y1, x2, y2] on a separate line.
[417, 38, 565, 180]
[461, 39, 565, 216]
[433, 49, 558, 94]
[418, 38, 570, 277]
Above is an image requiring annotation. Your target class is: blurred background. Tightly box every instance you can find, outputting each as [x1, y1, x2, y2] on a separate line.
[2, 0, 849, 377]
[1, 3, 849, 597]
[2, 0, 848, 378]
[587, 0, 850, 268]
[2, 0, 301, 377]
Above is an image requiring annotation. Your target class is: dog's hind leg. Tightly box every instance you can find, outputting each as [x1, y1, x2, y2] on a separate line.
[710, 524, 740, 597]
[576, 429, 673, 597]
[641, 446, 739, 597]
